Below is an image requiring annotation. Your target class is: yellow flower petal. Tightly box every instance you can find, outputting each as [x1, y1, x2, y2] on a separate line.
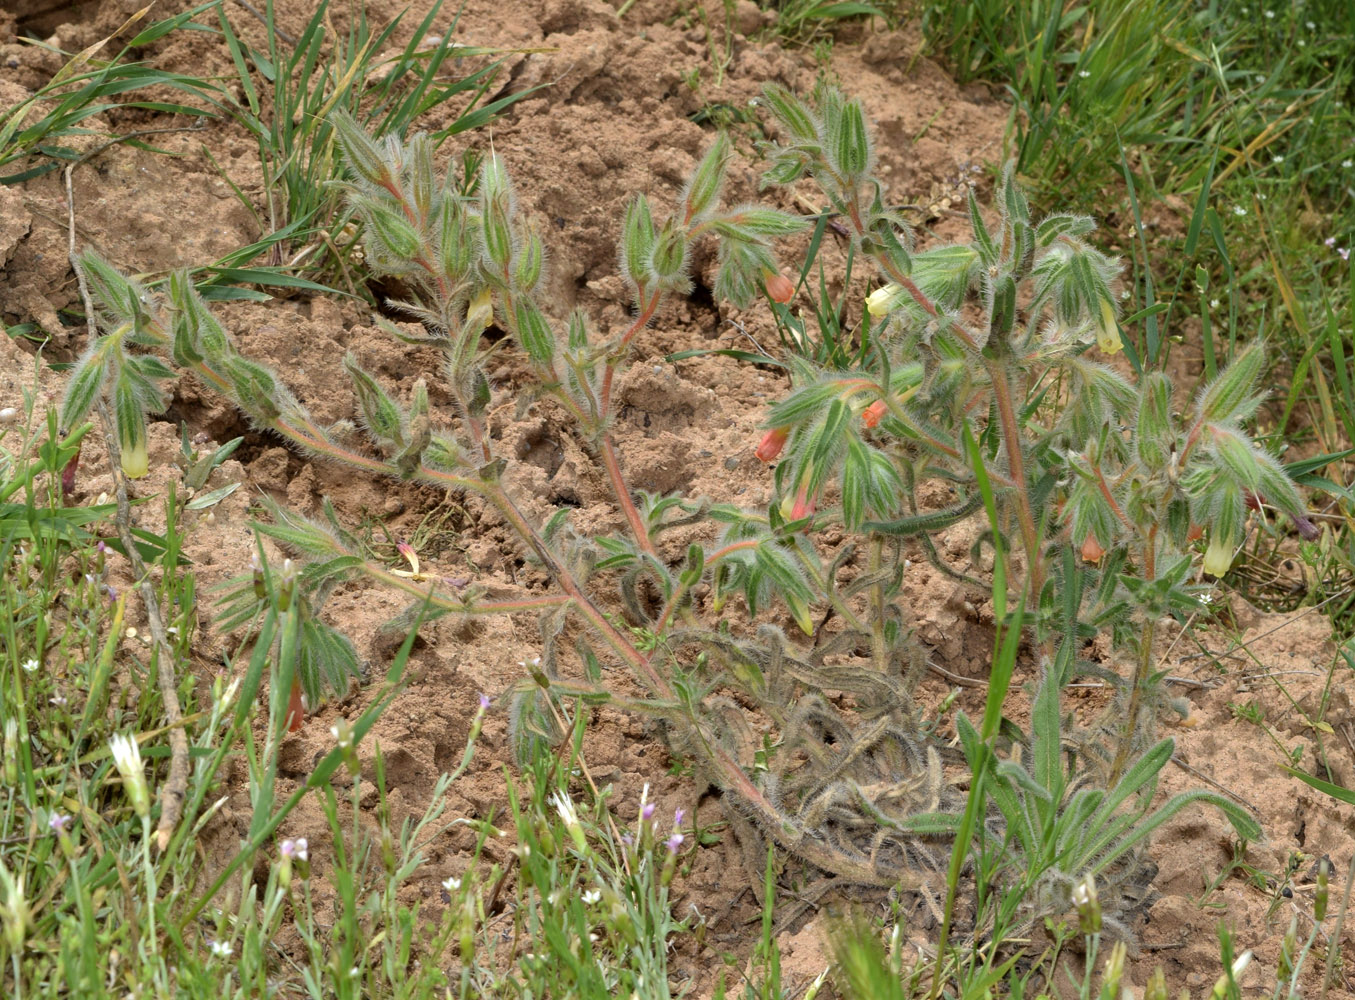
[1096, 296, 1123, 355]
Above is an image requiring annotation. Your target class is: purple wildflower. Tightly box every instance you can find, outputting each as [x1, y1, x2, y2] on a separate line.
[665, 831, 684, 854]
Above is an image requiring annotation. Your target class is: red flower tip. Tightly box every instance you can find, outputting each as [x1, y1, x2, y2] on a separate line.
[862, 399, 888, 429]
[755, 426, 790, 463]
[764, 271, 795, 304]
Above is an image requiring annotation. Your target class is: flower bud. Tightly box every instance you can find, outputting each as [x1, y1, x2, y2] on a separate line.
[2, 718, 17, 787]
[862, 399, 887, 429]
[1210, 950, 1253, 1000]
[1072, 874, 1101, 935]
[366, 203, 422, 261]
[833, 100, 870, 179]
[551, 792, 589, 855]
[1080, 532, 1105, 564]
[250, 552, 266, 600]
[755, 427, 789, 463]
[0, 859, 30, 953]
[277, 558, 296, 612]
[1144, 966, 1168, 1000]
[650, 220, 689, 285]
[1315, 859, 1328, 921]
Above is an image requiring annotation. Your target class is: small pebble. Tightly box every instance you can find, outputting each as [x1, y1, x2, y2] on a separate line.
[723, 457, 739, 470]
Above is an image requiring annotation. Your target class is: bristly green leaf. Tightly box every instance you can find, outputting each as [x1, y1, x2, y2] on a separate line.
[969, 186, 997, 265]
[683, 133, 731, 223]
[344, 352, 404, 447]
[621, 194, 657, 291]
[759, 83, 818, 142]
[252, 495, 352, 559]
[1196, 343, 1265, 423]
[60, 340, 111, 431]
[330, 107, 393, 187]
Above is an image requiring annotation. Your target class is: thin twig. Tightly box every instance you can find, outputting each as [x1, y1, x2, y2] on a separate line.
[65, 149, 192, 853]
[1168, 754, 1262, 816]
[230, 0, 297, 44]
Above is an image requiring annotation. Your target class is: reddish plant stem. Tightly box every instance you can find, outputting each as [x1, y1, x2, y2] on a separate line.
[1094, 464, 1137, 532]
[594, 291, 663, 556]
[871, 252, 1045, 599]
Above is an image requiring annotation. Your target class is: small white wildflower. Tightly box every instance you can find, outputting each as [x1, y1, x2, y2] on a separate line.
[1264, 9, 1274, 17]
[329, 720, 353, 749]
[1209, 298, 1220, 309]
[1232, 205, 1247, 216]
[582, 889, 601, 905]
[49, 695, 67, 707]
[108, 733, 150, 818]
[281, 837, 308, 861]
[1078, 70, 1091, 78]
[551, 791, 579, 828]
[442, 876, 461, 892]
[1306, 19, 1316, 28]
[1343, 159, 1353, 168]
[21, 658, 38, 673]
[1271, 154, 1284, 163]
[209, 939, 233, 958]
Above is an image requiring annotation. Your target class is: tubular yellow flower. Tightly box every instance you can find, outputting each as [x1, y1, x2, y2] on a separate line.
[120, 438, 149, 478]
[1095, 296, 1123, 355]
[467, 287, 493, 331]
[1202, 531, 1233, 577]
[866, 284, 903, 318]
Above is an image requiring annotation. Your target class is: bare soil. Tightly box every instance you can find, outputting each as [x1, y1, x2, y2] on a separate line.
[2, 0, 1353, 995]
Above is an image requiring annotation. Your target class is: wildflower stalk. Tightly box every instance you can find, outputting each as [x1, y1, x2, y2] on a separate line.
[865, 237, 1045, 599]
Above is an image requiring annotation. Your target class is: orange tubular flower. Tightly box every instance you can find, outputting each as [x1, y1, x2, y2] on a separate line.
[1080, 532, 1105, 564]
[862, 399, 888, 429]
[764, 271, 795, 304]
[755, 426, 790, 463]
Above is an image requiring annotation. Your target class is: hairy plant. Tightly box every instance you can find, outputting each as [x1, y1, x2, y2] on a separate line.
[59, 84, 1297, 966]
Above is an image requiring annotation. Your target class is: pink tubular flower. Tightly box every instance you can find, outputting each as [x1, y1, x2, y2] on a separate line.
[755, 426, 790, 463]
